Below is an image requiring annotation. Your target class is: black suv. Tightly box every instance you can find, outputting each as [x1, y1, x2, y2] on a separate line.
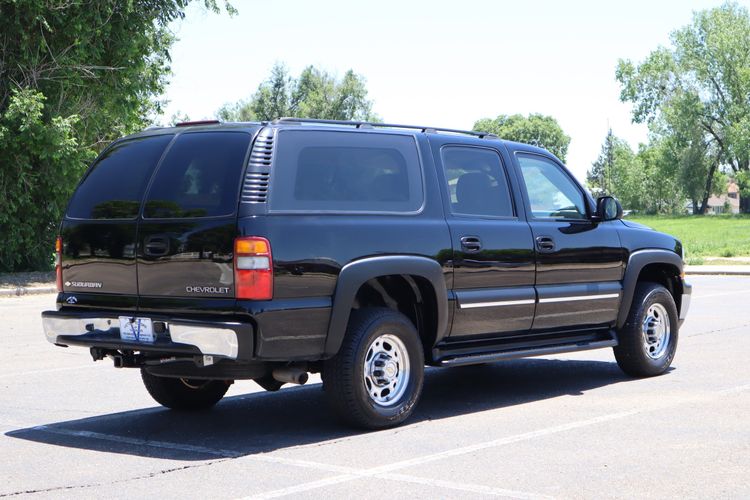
[43, 118, 692, 429]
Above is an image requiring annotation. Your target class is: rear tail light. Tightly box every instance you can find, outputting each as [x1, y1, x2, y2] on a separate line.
[234, 237, 273, 300]
[55, 236, 63, 292]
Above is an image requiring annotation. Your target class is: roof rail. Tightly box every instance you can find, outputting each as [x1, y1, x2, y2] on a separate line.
[273, 117, 498, 139]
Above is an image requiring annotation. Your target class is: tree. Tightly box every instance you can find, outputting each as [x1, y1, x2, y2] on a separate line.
[473, 114, 571, 162]
[635, 140, 688, 214]
[218, 64, 377, 122]
[587, 131, 689, 214]
[587, 130, 642, 209]
[588, 129, 618, 197]
[616, 2, 750, 212]
[0, 1, 232, 271]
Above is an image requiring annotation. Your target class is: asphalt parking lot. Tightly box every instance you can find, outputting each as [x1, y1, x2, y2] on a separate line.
[1, 274, 748, 499]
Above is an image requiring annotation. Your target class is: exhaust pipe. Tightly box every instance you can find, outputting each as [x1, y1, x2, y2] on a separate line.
[272, 367, 309, 385]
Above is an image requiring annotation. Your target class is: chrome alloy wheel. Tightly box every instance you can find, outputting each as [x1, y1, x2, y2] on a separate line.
[363, 334, 410, 407]
[642, 303, 671, 359]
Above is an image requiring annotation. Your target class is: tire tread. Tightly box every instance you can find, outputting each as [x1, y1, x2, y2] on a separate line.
[614, 282, 678, 377]
[323, 308, 423, 429]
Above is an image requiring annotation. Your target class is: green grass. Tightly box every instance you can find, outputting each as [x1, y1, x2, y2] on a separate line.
[627, 214, 750, 259]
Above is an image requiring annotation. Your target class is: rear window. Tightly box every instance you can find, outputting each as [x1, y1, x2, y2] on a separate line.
[66, 135, 173, 219]
[441, 146, 514, 217]
[270, 130, 423, 212]
[143, 132, 251, 218]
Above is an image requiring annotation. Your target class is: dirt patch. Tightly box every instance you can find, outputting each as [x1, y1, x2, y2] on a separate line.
[0, 271, 55, 289]
[703, 256, 750, 265]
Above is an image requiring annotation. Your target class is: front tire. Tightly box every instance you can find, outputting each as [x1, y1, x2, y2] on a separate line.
[614, 282, 678, 377]
[323, 308, 424, 429]
[141, 369, 230, 410]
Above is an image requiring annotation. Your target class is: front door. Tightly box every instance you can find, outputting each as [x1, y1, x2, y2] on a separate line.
[514, 152, 625, 330]
[432, 141, 536, 338]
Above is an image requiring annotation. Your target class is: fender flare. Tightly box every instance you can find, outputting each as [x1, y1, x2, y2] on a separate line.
[324, 255, 449, 357]
[617, 249, 683, 328]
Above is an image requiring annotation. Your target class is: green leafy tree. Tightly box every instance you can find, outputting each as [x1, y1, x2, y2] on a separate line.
[218, 64, 377, 122]
[587, 130, 641, 209]
[616, 2, 750, 212]
[587, 131, 688, 214]
[473, 114, 571, 162]
[0, 1, 233, 271]
[0, 89, 83, 270]
[636, 140, 686, 214]
[588, 129, 620, 197]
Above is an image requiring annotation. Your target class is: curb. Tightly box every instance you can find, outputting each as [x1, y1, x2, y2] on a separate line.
[685, 267, 750, 276]
[0, 286, 57, 297]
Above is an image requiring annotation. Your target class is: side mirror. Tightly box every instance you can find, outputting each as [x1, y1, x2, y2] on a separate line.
[594, 196, 623, 221]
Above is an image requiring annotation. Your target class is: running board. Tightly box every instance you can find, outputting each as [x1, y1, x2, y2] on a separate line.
[435, 338, 618, 367]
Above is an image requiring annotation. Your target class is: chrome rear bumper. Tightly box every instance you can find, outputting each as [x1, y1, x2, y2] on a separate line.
[42, 311, 247, 359]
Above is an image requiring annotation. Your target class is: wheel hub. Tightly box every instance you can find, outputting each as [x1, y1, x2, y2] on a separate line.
[363, 334, 410, 407]
[642, 303, 671, 359]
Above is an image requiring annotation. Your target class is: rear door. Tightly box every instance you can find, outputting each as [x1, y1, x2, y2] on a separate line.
[60, 134, 173, 311]
[136, 131, 253, 315]
[431, 139, 536, 339]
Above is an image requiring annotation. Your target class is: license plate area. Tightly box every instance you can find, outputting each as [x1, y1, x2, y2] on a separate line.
[118, 316, 155, 343]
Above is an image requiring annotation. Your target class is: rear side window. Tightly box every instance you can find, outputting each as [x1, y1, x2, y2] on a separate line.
[143, 132, 251, 218]
[67, 135, 173, 219]
[270, 130, 423, 212]
[441, 146, 514, 217]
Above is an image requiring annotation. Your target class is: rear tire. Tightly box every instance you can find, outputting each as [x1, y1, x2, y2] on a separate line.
[323, 308, 424, 430]
[614, 282, 678, 377]
[141, 369, 230, 410]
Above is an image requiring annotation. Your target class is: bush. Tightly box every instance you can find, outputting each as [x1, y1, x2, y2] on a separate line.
[0, 89, 91, 271]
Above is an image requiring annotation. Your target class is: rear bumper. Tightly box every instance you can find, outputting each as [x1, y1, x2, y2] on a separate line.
[42, 310, 252, 360]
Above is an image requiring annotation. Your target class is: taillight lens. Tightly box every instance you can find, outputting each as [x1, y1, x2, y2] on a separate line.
[55, 236, 63, 292]
[234, 236, 273, 300]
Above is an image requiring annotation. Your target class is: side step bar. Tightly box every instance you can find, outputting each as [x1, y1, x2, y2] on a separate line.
[434, 336, 618, 367]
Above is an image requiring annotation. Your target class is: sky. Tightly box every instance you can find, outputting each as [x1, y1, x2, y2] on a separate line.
[160, 0, 736, 181]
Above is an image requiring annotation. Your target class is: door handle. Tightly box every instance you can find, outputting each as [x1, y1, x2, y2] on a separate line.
[460, 236, 482, 253]
[535, 235, 555, 253]
[144, 235, 170, 257]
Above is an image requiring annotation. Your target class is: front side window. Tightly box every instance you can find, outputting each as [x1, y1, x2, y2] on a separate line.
[143, 132, 251, 218]
[270, 130, 423, 212]
[517, 154, 587, 219]
[440, 146, 514, 217]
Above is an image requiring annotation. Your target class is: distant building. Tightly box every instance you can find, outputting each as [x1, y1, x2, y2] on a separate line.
[705, 181, 740, 215]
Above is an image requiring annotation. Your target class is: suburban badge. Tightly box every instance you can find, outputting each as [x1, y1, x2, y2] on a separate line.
[66, 281, 103, 288]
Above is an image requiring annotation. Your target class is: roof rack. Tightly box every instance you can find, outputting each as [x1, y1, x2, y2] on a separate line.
[272, 117, 498, 139]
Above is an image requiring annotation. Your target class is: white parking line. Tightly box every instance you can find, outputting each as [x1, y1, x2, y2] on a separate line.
[2, 364, 100, 378]
[22, 425, 547, 498]
[381, 473, 554, 499]
[244, 411, 639, 499]
[244, 381, 750, 499]
[13, 380, 748, 499]
[30, 425, 243, 458]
